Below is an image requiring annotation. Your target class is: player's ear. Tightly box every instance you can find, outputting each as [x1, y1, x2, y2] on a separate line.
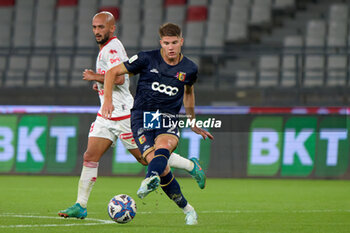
[180, 37, 184, 46]
[110, 25, 116, 33]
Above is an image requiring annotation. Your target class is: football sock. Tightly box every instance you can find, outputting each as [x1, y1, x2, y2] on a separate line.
[168, 153, 194, 172]
[146, 148, 170, 178]
[76, 160, 99, 208]
[160, 171, 188, 208]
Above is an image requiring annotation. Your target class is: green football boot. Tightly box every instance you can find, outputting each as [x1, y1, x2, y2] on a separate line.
[58, 203, 87, 219]
[189, 158, 206, 189]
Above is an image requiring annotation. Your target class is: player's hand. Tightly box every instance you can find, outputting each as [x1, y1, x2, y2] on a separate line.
[101, 102, 114, 119]
[92, 83, 98, 92]
[191, 126, 214, 140]
[83, 69, 96, 81]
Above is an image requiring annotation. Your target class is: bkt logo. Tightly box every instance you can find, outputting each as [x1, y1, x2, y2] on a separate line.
[143, 110, 162, 129]
[151, 82, 178, 96]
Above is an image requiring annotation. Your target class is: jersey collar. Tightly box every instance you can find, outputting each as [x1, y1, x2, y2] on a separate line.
[100, 36, 117, 51]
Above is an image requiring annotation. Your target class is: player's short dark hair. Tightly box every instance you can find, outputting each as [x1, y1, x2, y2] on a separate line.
[159, 23, 182, 38]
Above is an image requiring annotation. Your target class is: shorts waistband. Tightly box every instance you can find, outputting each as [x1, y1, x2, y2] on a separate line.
[97, 113, 131, 121]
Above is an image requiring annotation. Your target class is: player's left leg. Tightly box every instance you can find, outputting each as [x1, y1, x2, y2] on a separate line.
[160, 170, 198, 225]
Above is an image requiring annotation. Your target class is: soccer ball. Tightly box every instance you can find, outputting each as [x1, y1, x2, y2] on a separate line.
[107, 194, 137, 223]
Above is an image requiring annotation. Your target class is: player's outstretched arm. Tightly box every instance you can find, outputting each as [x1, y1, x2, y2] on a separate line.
[83, 69, 125, 85]
[101, 63, 129, 119]
[183, 85, 214, 140]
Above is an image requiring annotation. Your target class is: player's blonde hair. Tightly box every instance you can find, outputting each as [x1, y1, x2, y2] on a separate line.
[159, 23, 182, 38]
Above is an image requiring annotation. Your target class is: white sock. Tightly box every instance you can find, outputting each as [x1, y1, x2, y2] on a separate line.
[168, 153, 194, 172]
[76, 161, 99, 208]
[182, 203, 195, 214]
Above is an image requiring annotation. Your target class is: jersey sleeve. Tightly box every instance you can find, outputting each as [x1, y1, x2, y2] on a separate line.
[123, 51, 149, 75]
[105, 41, 128, 70]
[187, 65, 198, 86]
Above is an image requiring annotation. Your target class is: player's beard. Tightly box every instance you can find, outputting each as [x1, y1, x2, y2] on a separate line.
[96, 33, 110, 45]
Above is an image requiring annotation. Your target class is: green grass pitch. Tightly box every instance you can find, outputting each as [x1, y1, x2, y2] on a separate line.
[0, 175, 349, 233]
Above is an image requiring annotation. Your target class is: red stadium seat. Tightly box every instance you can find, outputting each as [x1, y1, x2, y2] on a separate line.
[57, 0, 78, 7]
[165, 0, 187, 6]
[99, 7, 120, 21]
[0, 0, 14, 6]
[187, 6, 207, 21]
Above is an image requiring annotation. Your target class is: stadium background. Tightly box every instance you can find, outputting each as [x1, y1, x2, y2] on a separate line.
[0, 0, 349, 180]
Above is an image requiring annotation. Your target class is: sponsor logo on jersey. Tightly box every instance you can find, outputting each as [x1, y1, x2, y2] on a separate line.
[176, 72, 186, 81]
[151, 81, 178, 96]
[128, 55, 138, 63]
[110, 57, 121, 64]
[150, 68, 159, 74]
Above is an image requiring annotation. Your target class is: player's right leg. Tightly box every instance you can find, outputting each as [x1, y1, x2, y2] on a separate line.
[59, 118, 114, 219]
[168, 153, 206, 189]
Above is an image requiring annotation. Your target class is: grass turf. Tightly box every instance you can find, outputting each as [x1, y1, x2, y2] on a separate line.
[0, 175, 349, 233]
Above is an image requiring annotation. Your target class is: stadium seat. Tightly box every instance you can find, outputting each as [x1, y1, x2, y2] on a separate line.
[5, 56, 28, 87]
[165, 0, 187, 6]
[122, 0, 141, 7]
[208, 5, 228, 23]
[27, 56, 50, 87]
[250, 4, 271, 26]
[57, 0, 78, 6]
[229, 5, 249, 23]
[141, 23, 161, 49]
[184, 22, 205, 48]
[226, 21, 248, 42]
[232, 0, 252, 7]
[187, 6, 208, 21]
[258, 55, 280, 87]
[53, 56, 72, 86]
[253, 0, 272, 7]
[165, 5, 187, 28]
[204, 22, 225, 48]
[281, 35, 303, 87]
[305, 20, 326, 47]
[119, 23, 141, 48]
[143, 6, 163, 24]
[77, 0, 98, 48]
[13, 0, 35, 47]
[120, 5, 141, 24]
[327, 21, 347, 47]
[100, 0, 120, 6]
[281, 55, 298, 87]
[327, 55, 347, 86]
[0, 0, 14, 6]
[236, 70, 256, 87]
[329, 3, 348, 22]
[188, 0, 208, 6]
[34, 0, 55, 47]
[55, 6, 76, 47]
[273, 0, 295, 10]
[304, 55, 325, 87]
[144, 0, 163, 7]
[210, 0, 230, 6]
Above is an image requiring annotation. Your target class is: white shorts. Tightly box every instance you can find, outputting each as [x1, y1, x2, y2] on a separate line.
[88, 116, 138, 149]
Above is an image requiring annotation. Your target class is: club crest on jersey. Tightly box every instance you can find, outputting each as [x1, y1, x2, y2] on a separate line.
[138, 135, 146, 144]
[176, 72, 186, 81]
[109, 49, 117, 54]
